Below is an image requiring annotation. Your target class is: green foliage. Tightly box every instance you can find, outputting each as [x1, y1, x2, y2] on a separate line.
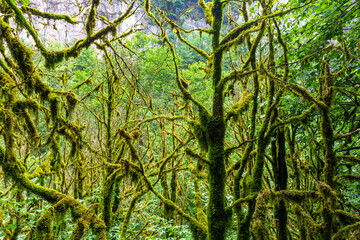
[19, 0, 29, 5]
[145, 217, 192, 239]
[1, 0, 360, 239]
[128, 32, 178, 100]
[175, 32, 211, 66]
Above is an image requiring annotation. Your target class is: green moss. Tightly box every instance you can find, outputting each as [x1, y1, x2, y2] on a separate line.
[0, 71, 16, 103]
[190, 223, 208, 240]
[35, 207, 54, 239]
[294, 205, 322, 236]
[91, 218, 106, 240]
[185, 148, 209, 165]
[43, 50, 65, 69]
[198, 0, 213, 25]
[194, 175, 207, 224]
[342, 40, 352, 61]
[317, 61, 336, 192]
[242, 174, 253, 196]
[21, 5, 77, 24]
[5, 0, 48, 55]
[102, 172, 116, 229]
[0, 139, 107, 239]
[0, 18, 34, 92]
[332, 222, 360, 240]
[71, 215, 91, 239]
[0, 52, 14, 76]
[252, 220, 267, 239]
[173, 29, 210, 59]
[273, 190, 320, 202]
[226, 92, 254, 122]
[120, 189, 145, 239]
[190, 121, 208, 151]
[66, 91, 78, 117]
[48, 94, 59, 122]
[74, 77, 93, 89]
[12, 100, 40, 140]
[334, 210, 360, 226]
[85, 1, 97, 36]
[189, 164, 208, 179]
[0, 0, 12, 15]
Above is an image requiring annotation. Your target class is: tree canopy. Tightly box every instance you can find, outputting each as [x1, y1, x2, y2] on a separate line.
[0, 0, 359, 239]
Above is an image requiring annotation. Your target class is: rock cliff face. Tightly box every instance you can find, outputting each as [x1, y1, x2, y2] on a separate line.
[25, 0, 147, 42]
[24, 0, 207, 43]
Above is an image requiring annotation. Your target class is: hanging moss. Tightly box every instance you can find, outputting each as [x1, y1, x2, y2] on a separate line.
[190, 120, 208, 151]
[198, 0, 213, 25]
[332, 222, 360, 240]
[0, 19, 35, 92]
[0, 47, 15, 72]
[48, 94, 59, 122]
[66, 91, 78, 118]
[242, 174, 253, 197]
[190, 223, 208, 240]
[189, 164, 208, 179]
[294, 204, 322, 236]
[85, 0, 98, 36]
[43, 51, 66, 70]
[0, 0, 12, 15]
[49, 136, 63, 176]
[35, 207, 54, 239]
[74, 77, 93, 89]
[119, 149, 207, 236]
[120, 188, 146, 239]
[342, 40, 352, 61]
[226, 92, 254, 122]
[4, 0, 51, 58]
[0, 71, 16, 103]
[33, 197, 105, 240]
[4, 0, 82, 70]
[71, 214, 91, 239]
[25, 157, 49, 180]
[12, 100, 40, 140]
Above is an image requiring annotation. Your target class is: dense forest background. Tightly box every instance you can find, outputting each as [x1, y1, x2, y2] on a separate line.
[0, 0, 359, 239]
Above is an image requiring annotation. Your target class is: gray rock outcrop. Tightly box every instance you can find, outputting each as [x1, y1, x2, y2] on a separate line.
[20, 0, 208, 43]
[25, 0, 147, 43]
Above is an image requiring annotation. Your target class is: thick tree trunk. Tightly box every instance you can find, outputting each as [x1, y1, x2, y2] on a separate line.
[206, 1, 227, 239]
[272, 129, 288, 240]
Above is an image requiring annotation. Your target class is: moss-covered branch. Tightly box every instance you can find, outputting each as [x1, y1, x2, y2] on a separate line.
[268, 104, 317, 134]
[219, 3, 310, 47]
[332, 222, 360, 240]
[143, 0, 210, 118]
[225, 92, 254, 122]
[4, 0, 137, 69]
[336, 155, 360, 165]
[0, 146, 107, 239]
[119, 159, 208, 235]
[21, 5, 77, 24]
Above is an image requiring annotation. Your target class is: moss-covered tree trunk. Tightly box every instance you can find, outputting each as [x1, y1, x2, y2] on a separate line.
[159, 120, 174, 222]
[237, 14, 268, 240]
[205, 1, 228, 239]
[287, 125, 307, 239]
[319, 62, 336, 239]
[103, 70, 115, 229]
[272, 128, 288, 240]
